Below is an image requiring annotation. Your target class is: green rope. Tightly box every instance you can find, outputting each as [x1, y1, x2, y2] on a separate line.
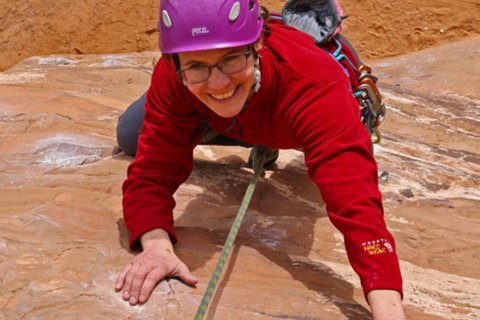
[193, 147, 267, 320]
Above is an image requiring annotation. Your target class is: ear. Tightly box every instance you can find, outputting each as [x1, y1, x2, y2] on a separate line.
[253, 31, 265, 52]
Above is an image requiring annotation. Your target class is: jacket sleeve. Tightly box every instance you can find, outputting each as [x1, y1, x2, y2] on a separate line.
[122, 60, 202, 250]
[292, 79, 403, 299]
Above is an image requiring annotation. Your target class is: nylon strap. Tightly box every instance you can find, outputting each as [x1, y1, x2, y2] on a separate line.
[193, 146, 267, 319]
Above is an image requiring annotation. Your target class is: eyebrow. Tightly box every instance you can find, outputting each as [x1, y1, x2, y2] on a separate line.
[183, 46, 247, 67]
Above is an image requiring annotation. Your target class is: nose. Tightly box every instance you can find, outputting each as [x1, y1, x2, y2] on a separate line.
[207, 67, 231, 90]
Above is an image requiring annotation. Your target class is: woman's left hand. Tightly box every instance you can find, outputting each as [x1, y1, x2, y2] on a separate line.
[367, 289, 406, 320]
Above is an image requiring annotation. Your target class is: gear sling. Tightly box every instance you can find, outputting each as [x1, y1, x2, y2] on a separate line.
[278, 0, 386, 144]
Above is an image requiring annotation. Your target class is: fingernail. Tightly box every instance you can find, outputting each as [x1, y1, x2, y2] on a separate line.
[115, 284, 121, 290]
[129, 296, 137, 305]
[139, 294, 145, 303]
[123, 291, 129, 300]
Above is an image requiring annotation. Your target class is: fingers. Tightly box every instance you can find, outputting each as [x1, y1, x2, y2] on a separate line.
[122, 258, 159, 305]
[127, 267, 149, 305]
[135, 262, 198, 304]
[116, 250, 198, 305]
[116, 255, 170, 305]
[172, 262, 199, 285]
[115, 262, 132, 291]
[138, 267, 168, 303]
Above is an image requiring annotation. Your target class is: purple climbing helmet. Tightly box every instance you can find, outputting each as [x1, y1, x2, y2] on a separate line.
[158, 0, 264, 54]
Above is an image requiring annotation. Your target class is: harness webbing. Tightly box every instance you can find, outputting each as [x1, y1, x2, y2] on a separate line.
[193, 148, 267, 320]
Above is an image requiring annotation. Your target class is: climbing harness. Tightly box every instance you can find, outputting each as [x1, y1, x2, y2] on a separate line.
[193, 146, 268, 320]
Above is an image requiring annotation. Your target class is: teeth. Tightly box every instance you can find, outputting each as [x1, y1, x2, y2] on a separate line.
[211, 88, 236, 101]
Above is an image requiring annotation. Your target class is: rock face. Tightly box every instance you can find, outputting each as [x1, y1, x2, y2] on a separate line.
[0, 38, 479, 319]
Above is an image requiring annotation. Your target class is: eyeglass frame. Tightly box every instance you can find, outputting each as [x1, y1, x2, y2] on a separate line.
[176, 45, 253, 84]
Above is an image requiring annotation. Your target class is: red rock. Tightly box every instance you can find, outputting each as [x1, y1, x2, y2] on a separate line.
[0, 38, 479, 319]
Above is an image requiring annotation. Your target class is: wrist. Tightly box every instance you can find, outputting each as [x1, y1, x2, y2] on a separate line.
[368, 289, 405, 320]
[140, 228, 173, 250]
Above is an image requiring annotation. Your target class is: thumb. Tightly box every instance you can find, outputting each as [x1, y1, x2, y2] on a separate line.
[173, 262, 199, 285]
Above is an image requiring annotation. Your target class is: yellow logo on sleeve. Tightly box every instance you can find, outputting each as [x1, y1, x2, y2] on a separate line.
[362, 239, 394, 255]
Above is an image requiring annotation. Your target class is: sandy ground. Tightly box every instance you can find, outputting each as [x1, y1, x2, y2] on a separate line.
[1, 0, 479, 71]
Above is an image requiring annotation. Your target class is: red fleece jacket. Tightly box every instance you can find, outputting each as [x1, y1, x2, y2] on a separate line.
[122, 20, 403, 298]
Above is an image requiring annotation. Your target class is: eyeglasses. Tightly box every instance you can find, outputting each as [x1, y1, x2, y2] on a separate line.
[177, 45, 252, 84]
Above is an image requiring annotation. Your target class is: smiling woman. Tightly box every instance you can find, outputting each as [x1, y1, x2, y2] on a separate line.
[114, 0, 405, 319]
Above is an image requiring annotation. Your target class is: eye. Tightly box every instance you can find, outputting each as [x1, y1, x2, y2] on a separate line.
[220, 55, 241, 67]
[188, 63, 205, 69]
[223, 55, 239, 63]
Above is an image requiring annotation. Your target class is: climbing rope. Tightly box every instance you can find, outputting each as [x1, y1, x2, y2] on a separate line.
[193, 146, 267, 320]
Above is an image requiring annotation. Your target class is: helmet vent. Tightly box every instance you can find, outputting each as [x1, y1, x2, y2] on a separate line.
[249, 1, 254, 10]
[229, 2, 241, 21]
[162, 10, 173, 28]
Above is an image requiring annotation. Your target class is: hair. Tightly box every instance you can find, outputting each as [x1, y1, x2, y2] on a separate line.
[163, 6, 271, 72]
[260, 6, 272, 38]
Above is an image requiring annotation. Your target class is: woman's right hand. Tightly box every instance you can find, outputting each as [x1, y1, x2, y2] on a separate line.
[115, 228, 198, 305]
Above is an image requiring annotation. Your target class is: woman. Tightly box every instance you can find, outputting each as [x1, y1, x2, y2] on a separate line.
[115, 0, 405, 318]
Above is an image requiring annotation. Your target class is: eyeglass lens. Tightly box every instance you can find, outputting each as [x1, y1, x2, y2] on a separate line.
[181, 48, 250, 84]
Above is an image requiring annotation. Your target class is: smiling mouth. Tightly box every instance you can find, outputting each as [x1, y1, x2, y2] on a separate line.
[210, 87, 237, 101]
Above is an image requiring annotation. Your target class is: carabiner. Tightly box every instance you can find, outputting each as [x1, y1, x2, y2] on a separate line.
[357, 64, 372, 77]
[372, 127, 382, 144]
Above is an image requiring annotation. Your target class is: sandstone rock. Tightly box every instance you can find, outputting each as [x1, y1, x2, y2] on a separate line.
[0, 38, 479, 319]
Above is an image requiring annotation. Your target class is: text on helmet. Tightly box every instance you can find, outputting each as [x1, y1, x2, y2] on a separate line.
[192, 27, 210, 37]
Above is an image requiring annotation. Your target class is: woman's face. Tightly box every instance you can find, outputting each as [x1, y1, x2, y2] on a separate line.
[178, 41, 262, 118]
